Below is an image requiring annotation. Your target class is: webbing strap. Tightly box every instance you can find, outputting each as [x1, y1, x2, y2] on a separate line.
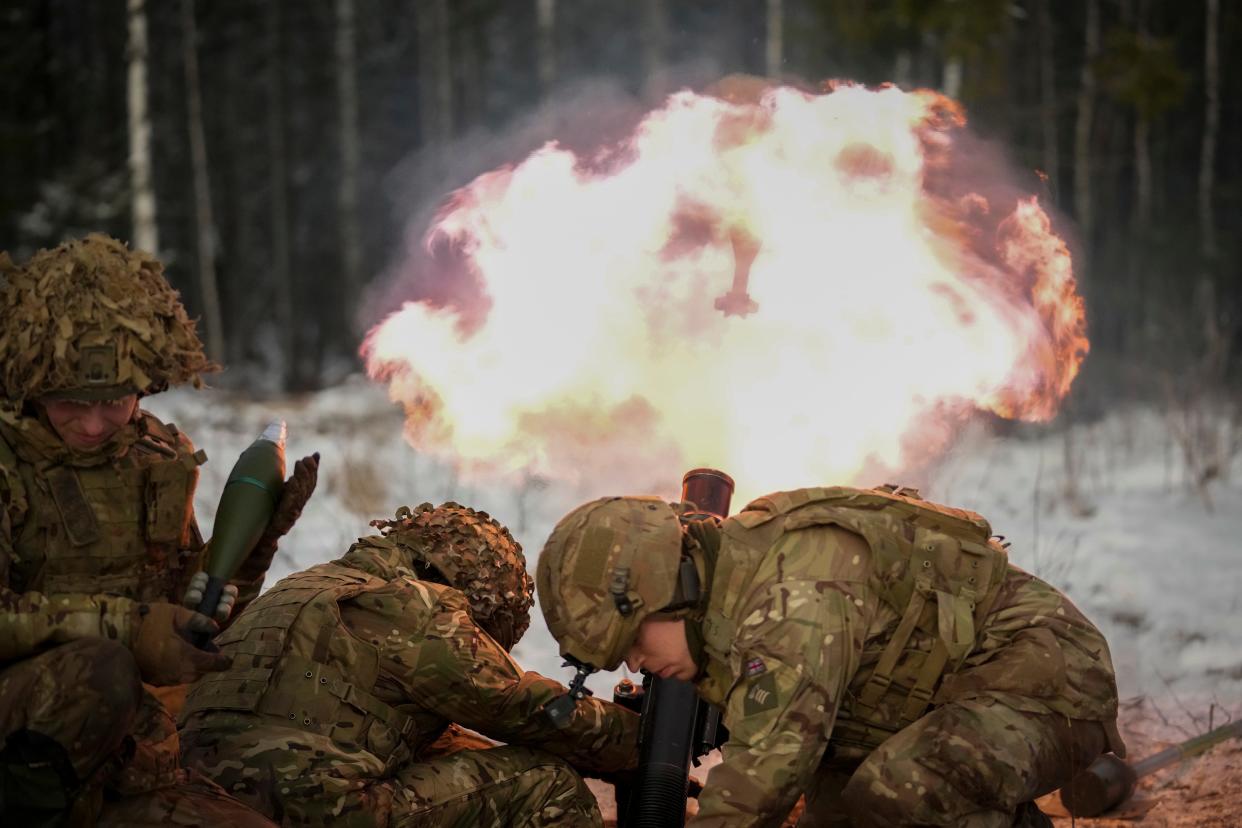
[899, 639, 949, 724]
[279, 654, 415, 740]
[857, 578, 930, 711]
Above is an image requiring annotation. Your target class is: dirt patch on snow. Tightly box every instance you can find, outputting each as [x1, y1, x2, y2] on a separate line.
[1043, 699, 1242, 828]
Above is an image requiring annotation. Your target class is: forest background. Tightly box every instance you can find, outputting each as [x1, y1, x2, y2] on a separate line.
[2, 0, 1238, 414]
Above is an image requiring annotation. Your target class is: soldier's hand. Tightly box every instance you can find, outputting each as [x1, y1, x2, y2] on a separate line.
[130, 602, 232, 686]
[182, 571, 240, 622]
[265, 452, 320, 541]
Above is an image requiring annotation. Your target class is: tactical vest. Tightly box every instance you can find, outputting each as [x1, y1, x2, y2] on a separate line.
[710, 486, 1009, 754]
[0, 413, 206, 601]
[180, 560, 418, 766]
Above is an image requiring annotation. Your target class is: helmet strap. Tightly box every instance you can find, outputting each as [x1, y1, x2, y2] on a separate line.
[677, 554, 701, 604]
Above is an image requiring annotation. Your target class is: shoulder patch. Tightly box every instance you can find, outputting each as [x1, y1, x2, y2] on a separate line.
[743, 671, 780, 716]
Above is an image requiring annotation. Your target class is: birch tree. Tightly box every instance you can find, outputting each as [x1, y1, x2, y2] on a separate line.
[766, 0, 783, 78]
[126, 0, 158, 253]
[640, 0, 668, 99]
[181, 0, 224, 362]
[536, 0, 556, 95]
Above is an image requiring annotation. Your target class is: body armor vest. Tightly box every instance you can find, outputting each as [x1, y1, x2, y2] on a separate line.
[0, 413, 205, 601]
[711, 486, 1009, 754]
[180, 561, 418, 766]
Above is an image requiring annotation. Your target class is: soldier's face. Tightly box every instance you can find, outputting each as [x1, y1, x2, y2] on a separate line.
[625, 617, 697, 680]
[40, 394, 139, 450]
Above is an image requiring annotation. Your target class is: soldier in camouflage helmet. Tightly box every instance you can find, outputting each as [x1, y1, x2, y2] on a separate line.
[180, 501, 640, 827]
[537, 486, 1126, 827]
[0, 235, 314, 826]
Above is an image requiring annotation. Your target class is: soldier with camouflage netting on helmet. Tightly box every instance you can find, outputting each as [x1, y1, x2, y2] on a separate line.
[0, 234, 316, 825]
[537, 487, 1127, 827]
[179, 501, 640, 827]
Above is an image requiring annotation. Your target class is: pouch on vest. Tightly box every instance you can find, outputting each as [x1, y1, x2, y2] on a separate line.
[145, 454, 200, 544]
[46, 466, 102, 546]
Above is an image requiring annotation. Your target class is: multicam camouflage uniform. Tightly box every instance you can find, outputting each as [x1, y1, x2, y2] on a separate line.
[538, 487, 1126, 827]
[0, 235, 277, 826]
[180, 503, 640, 827]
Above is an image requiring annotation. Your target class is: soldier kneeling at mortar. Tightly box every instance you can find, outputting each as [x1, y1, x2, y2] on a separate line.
[180, 501, 639, 827]
[536, 486, 1127, 827]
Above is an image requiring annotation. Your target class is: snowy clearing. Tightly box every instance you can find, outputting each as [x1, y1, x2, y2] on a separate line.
[145, 380, 1242, 710]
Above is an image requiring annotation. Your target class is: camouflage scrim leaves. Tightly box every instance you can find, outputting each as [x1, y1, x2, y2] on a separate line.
[0, 234, 217, 404]
[371, 501, 534, 651]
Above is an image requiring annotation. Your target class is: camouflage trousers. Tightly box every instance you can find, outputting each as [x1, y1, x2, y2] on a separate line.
[0, 638, 274, 827]
[799, 698, 1108, 827]
[181, 722, 602, 827]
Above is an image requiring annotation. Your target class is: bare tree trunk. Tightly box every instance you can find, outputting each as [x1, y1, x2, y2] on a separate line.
[1134, 116, 1152, 232]
[1038, 0, 1060, 200]
[181, 0, 224, 362]
[458, 15, 486, 129]
[766, 0, 783, 78]
[418, 0, 453, 147]
[1133, 2, 1153, 234]
[126, 0, 158, 253]
[536, 0, 556, 94]
[267, 0, 294, 387]
[894, 51, 913, 87]
[336, 0, 362, 337]
[942, 55, 963, 99]
[1199, 0, 1220, 264]
[1199, 0, 1223, 370]
[1074, 0, 1100, 243]
[640, 0, 668, 99]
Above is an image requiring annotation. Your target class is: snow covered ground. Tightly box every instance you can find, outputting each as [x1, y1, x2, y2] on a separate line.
[145, 380, 1242, 710]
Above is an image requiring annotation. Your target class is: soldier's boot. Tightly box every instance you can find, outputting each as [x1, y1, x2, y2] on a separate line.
[0, 729, 106, 828]
[1011, 801, 1053, 828]
[0, 639, 144, 826]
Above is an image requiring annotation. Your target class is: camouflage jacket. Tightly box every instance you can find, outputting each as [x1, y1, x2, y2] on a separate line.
[181, 536, 639, 793]
[0, 407, 266, 661]
[686, 487, 1122, 826]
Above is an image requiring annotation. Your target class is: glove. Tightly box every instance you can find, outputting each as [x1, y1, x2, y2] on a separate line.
[182, 571, 240, 623]
[231, 453, 319, 587]
[130, 602, 232, 686]
[265, 452, 320, 542]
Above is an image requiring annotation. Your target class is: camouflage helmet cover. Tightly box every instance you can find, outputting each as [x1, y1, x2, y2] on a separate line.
[0, 234, 216, 404]
[536, 496, 683, 671]
[371, 501, 534, 650]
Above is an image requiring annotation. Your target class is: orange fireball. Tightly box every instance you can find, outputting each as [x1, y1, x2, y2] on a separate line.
[364, 80, 1088, 503]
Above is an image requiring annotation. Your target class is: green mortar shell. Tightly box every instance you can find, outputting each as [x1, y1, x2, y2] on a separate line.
[205, 421, 287, 580]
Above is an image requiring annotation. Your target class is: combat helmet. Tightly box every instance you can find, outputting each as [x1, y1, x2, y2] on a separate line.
[0, 234, 215, 405]
[371, 502, 534, 650]
[536, 496, 684, 672]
